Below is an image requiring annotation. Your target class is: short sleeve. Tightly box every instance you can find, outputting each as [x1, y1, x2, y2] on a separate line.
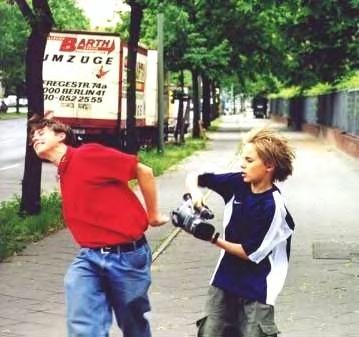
[77, 144, 138, 183]
[245, 192, 294, 264]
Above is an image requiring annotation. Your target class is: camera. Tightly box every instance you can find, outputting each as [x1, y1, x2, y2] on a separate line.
[171, 193, 219, 242]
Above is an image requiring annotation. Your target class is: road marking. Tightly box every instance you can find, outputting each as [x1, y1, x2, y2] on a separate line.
[0, 164, 20, 171]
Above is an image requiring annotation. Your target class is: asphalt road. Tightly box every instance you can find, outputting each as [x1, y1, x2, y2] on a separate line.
[0, 117, 58, 202]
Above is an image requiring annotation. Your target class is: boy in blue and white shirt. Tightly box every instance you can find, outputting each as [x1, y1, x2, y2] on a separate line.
[186, 128, 295, 337]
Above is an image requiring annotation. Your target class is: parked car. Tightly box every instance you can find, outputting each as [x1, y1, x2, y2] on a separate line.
[3, 95, 17, 107]
[3, 95, 28, 107]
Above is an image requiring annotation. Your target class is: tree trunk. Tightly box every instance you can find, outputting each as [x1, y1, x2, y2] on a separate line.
[202, 74, 211, 128]
[183, 96, 191, 141]
[232, 85, 236, 115]
[174, 70, 185, 144]
[126, 2, 143, 154]
[191, 69, 200, 138]
[15, 0, 54, 215]
[210, 80, 218, 119]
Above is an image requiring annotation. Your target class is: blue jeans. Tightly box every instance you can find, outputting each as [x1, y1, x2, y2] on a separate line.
[64, 243, 152, 337]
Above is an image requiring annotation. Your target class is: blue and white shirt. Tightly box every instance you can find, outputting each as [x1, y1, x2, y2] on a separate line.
[198, 172, 295, 305]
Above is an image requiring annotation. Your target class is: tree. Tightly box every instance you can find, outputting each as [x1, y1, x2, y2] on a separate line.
[285, 0, 358, 88]
[124, 0, 145, 154]
[117, 0, 357, 130]
[160, 5, 192, 143]
[0, 2, 28, 96]
[1, 0, 89, 97]
[14, 0, 55, 215]
[6, 0, 88, 214]
[212, 1, 293, 96]
[116, 2, 231, 138]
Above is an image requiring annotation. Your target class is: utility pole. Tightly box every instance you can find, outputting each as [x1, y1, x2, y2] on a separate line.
[157, 11, 165, 153]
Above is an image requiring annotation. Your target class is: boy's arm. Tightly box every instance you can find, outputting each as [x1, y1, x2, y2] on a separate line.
[136, 163, 168, 227]
[213, 238, 249, 260]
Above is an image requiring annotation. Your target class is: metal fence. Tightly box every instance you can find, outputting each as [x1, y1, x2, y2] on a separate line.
[269, 89, 359, 136]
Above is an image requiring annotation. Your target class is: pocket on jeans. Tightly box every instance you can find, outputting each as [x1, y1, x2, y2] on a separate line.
[258, 322, 279, 337]
[122, 246, 148, 269]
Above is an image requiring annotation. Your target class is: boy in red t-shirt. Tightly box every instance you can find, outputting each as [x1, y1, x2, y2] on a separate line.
[30, 117, 168, 337]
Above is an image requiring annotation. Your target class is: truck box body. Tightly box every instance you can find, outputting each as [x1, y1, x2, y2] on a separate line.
[43, 31, 158, 144]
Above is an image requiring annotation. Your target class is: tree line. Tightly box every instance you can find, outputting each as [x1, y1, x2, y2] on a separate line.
[0, 0, 357, 214]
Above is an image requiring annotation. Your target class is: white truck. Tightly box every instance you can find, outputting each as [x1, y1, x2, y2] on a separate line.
[43, 30, 159, 147]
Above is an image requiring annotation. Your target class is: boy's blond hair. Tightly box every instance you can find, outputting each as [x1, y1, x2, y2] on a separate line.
[244, 128, 295, 182]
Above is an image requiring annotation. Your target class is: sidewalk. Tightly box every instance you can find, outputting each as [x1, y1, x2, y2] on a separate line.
[1, 115, 359, 337]
[150, 116, 359, 337]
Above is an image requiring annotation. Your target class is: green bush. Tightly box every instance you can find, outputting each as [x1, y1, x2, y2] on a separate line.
[335, 71, 359, 91]
[207, 117, 222, 131]
[303, 82, 333, 96]
[0, 192, 63, 261]
[268, 86, 302, 99]
[269, 71, 359, 100]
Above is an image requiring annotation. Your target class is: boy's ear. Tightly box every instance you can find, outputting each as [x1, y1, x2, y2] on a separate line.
[57, 132, 66, 142]
[265, 162, 275, 173]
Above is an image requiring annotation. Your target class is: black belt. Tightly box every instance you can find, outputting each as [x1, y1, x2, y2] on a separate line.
[95, 236, 147, 254]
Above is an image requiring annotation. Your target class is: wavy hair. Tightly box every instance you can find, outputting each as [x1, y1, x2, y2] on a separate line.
[244, 128, 295, 182]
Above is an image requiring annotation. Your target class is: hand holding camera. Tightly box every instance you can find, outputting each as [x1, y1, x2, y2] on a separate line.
[170, 193, 220, 243]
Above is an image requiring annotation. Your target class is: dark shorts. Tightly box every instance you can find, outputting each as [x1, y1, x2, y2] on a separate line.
[197, 286, 279, 337]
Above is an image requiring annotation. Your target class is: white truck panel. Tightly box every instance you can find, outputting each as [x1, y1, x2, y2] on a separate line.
[144, 50, 158, 126]
[43, 31, 121, 121]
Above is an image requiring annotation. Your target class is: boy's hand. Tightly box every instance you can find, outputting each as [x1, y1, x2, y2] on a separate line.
[149, 213, 169, 227]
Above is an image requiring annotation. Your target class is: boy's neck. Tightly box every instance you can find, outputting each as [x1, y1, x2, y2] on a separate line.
[51, 144, 68, 167]
[250, 179, 273, 194]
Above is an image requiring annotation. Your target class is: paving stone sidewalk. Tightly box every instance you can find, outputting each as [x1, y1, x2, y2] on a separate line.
[1, 115, 359, 337]
[150, 117, 359, 337]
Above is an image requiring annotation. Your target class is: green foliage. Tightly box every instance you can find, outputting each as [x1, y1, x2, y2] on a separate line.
[335, 71, 359, 91]
[0, 192, 63, 261]
[139, 137, 206, 176]
[269, 70, 359, 99]
[49, 0, 89, 30]
[114, 11, 131, 41]
[170, 70, 192, 88]
[0, 2, 28, 93]
[303, 82, 333, 96]
[269, 86, 301, 99]
[285, 0, 358, 88]
[115, 0, 357, 96]
[207, 117, 221, 132]
[0, 0, 89, 94]
[114, 4, 159, 48]
[2, 0, 356, 107]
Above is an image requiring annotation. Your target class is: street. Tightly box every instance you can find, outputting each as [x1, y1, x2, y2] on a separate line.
[0, 117, 58, 202]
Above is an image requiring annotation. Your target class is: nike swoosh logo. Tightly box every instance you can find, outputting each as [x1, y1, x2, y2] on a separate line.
[233, 200, 242, 204]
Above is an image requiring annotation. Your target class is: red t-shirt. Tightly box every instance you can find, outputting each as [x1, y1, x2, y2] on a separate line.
[58, 144, 148, 247]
